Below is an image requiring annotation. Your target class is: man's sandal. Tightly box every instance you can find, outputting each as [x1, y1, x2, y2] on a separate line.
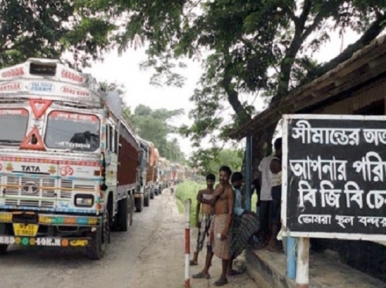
[228, 268, 245, 276]
[192, 272, 211, 279]
[214, 278, 228, 286]
[189, 260, 198, 266]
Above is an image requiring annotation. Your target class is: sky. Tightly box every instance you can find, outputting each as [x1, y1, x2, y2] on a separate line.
[83, 28, 366, 158]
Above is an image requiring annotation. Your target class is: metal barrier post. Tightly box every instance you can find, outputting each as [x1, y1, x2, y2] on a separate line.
[184, 199, 191, 287]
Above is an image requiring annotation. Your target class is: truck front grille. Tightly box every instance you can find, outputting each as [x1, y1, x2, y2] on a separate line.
[2, 176, 94, 209]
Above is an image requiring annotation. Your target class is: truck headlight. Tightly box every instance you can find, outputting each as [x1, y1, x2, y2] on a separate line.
[74, 195, 94, 207]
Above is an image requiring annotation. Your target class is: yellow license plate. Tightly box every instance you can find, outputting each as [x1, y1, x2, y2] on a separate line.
[13, 223, 39, 237]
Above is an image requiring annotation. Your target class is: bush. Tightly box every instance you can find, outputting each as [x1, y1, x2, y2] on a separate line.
[175, 180, 205, 226]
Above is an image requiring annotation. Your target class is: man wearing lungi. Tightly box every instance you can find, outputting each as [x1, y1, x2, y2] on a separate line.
[194, 165, 234, 286]
[228, 172, 259, 276]
[190, 173, 216, 266]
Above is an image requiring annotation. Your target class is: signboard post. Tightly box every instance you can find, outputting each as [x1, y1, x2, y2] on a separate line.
[245, 135, 252, 211]
[282, 114, 386, 286]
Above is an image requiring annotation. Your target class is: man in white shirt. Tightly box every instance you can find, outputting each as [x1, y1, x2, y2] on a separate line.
[256, 151, 274, 249]
[267, 138, 282, 252]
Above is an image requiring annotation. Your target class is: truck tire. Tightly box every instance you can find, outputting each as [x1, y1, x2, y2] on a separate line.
[150, 189, 154, 199]
[117, 197, 128, 232]
[0, 224, 8, 254]
[0, 244, 7, 255]
[129, 194, 134, 226]
[144, 193, 150, 207]
[86, 210, 110, 260]
[135, 197, 143, 213]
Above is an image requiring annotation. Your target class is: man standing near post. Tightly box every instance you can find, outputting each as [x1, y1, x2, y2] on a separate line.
[255, 146, 274, 249]
[190, 173, 216, 266]
[193, 166, 234, 286]
[267, 138, 283, 252]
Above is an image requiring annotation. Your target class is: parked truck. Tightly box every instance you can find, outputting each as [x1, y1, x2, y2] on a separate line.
[152, 148, 160, 196]
[146, 143, 158, 199]
[0, 58, 138, 259]
[135, 137, 154, 210]
[116, 121, 139, 228]
[157, 157, 168, 191]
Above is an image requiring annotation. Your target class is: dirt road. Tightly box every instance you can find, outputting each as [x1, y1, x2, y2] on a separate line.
[0, 190, 258, 288]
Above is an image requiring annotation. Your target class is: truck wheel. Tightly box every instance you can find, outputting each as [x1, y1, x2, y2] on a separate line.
[86, 209, 110, 260]
[0, 224, 8, 254]
[0, 244, 7, 255]
[150, 190, 154, 199]
[129, 194, 134, 226]
[135, 197, 143, 213]
[117, 197, 128, 232]
[144, 193, 150, 207]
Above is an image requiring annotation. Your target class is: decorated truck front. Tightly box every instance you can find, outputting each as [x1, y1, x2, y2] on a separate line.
[151, 148, 160, 195]
[0, 59, 130, 259]
[170, 163, 177, 184]
[157, 157, 167, 192]
[147, 146, 159, 198]
[135, 137, 151, 211]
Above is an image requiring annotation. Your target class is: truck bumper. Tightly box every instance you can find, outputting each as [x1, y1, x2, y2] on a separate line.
[0, 211, 100, 226]
[0, 236, 90, 247]
[0, 211, 100, 248]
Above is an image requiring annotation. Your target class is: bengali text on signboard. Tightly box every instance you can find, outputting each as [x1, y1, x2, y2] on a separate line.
[282, 114, 386, 241]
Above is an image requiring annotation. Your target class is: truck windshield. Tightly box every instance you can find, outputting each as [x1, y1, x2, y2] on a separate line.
[0, 109, 29, 145]
[45, 111, 100, 152]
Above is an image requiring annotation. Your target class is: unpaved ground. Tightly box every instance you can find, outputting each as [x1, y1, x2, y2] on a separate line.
[0, 190, 258, 288]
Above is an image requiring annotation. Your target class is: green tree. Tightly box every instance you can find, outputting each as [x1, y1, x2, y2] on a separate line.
[191, 148, 243, 176]
[85, 0, 386, 166]
[122, 104, 186, 163]
[0, 0, 115, 69]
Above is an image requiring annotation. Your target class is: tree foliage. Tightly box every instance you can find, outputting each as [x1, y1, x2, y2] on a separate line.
[7, 0, 385, 168]
[122, 104, 186, 163]
[0, 0, 115, 69]
[89, 0, 386, 166]
[191, 148, 243, 176]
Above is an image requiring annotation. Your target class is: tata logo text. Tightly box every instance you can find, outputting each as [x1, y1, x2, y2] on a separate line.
[22, 165, 40, 172]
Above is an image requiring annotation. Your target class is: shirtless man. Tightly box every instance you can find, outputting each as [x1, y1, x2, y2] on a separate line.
[190, 173, 216, 266]
[194, 166, 234, 286]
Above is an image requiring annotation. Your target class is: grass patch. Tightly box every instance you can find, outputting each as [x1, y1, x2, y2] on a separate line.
[175, 180, 205, 226]
[175, 197, 184, 214]
[175, 181, 259, 225]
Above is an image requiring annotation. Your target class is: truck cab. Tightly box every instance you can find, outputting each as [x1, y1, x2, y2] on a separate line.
[0, 58, 137, 259]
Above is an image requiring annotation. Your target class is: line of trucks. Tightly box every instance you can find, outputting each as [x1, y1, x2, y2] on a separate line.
[0, 58, 197, 259]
